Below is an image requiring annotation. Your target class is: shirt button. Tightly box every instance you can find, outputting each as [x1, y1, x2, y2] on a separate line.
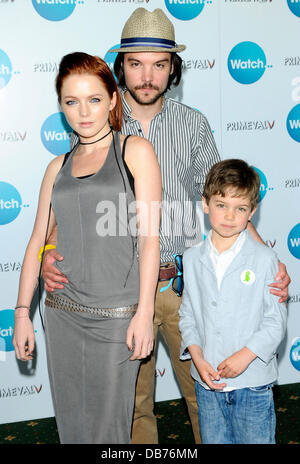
[212, 302, 217, 307]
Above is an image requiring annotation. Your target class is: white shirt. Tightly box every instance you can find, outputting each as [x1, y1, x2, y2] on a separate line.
[207, 229, 247, 290]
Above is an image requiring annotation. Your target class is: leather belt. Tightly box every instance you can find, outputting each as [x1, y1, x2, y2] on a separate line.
[45, 293, 137, 318]
[158, 263, 177, 281]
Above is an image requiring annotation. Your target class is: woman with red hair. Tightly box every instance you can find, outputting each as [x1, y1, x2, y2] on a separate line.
[13, 52, 161, 444]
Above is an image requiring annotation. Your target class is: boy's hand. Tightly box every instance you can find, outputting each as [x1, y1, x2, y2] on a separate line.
[195, 358, 227, 390]
[217, 347, 256, 379]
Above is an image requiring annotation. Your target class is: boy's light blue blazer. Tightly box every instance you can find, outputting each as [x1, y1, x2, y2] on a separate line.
[179, 231, 287, 390]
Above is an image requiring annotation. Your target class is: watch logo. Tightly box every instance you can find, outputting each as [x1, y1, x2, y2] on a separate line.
[32, 0, 81, 22]
[41, 112, 72, 156]
[165, 0, 208, 21]
[228, 42, 271, 85]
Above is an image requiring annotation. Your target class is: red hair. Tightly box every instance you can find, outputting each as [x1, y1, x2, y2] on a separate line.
[56, 52, 122, 131]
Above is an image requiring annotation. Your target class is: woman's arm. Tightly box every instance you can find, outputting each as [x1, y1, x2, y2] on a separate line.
[124, 136, 162, 360]
[13, 155, 65, 361]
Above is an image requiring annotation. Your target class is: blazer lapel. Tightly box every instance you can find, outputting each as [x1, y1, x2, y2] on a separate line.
[196, 238, 217, 277]
[222, 232, 256, 278]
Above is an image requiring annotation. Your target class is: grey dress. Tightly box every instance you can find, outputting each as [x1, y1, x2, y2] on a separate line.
[44, 132, 140, 444]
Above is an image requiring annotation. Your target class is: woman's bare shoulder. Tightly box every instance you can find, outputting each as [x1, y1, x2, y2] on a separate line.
[42, 153, 68, 184]
[121, 134, 154, 156]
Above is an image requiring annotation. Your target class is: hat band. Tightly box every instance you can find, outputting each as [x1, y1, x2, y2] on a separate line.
[120, 36, 176, 49]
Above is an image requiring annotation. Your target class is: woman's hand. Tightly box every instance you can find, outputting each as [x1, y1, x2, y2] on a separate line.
[13, 312, 35, 362]
[126, 308, 154, 360]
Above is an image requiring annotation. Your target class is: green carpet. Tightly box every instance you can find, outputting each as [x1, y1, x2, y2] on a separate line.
[0, 383, 299, 444]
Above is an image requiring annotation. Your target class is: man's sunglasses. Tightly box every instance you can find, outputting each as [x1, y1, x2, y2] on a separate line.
[172, 254, 184, 297]
[159, 254, 184, 297]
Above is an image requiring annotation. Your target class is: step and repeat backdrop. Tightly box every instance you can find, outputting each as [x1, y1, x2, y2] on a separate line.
[0, 0, 299, 424]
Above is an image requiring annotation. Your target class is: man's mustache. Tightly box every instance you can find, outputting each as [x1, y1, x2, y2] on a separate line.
[135, 83, 160, 91]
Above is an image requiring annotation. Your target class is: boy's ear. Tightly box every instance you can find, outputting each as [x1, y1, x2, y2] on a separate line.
[248, 206, 257, 221]
[202, 196, 209, 214]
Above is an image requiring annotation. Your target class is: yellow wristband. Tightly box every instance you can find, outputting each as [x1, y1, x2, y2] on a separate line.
[38, 244, 56, 263]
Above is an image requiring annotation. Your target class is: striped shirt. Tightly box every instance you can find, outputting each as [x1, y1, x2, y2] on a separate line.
[70, 90, 220, 263]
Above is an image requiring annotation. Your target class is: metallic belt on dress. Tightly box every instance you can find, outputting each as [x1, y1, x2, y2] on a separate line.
[45, 293, 138, 318]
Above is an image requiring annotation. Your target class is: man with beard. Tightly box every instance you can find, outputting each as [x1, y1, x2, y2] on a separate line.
[41, 8, 290, 444]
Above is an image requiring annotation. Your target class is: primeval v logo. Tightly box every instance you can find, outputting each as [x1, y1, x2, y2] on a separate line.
[266, 240, 276, 248]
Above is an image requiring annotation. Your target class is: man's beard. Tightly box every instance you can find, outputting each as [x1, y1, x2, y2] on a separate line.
[126, 83, 166, 106]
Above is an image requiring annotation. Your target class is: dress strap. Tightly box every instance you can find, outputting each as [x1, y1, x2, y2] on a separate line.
[121, 135, 135, 195]
[61, 151, 71, 168]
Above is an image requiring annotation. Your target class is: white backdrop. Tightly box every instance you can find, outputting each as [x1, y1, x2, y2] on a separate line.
[0, 0, 299, 424]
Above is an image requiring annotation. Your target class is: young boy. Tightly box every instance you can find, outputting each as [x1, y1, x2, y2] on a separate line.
[179, 159, 287, 444]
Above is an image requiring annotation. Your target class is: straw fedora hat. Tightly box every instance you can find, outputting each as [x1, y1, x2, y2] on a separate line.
[110, 8, 186, 53]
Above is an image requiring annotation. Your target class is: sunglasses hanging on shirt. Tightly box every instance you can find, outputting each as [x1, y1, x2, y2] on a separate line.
[159, 254, 184, 297]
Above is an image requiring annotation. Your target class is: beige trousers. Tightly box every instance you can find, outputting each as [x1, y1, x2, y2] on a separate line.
[131, 280, 201, 444]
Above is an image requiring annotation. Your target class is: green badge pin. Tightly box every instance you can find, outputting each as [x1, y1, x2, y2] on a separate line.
[240, 270, 255, 285]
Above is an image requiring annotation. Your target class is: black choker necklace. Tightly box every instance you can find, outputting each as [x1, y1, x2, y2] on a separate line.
[79, 129, 112, 145]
